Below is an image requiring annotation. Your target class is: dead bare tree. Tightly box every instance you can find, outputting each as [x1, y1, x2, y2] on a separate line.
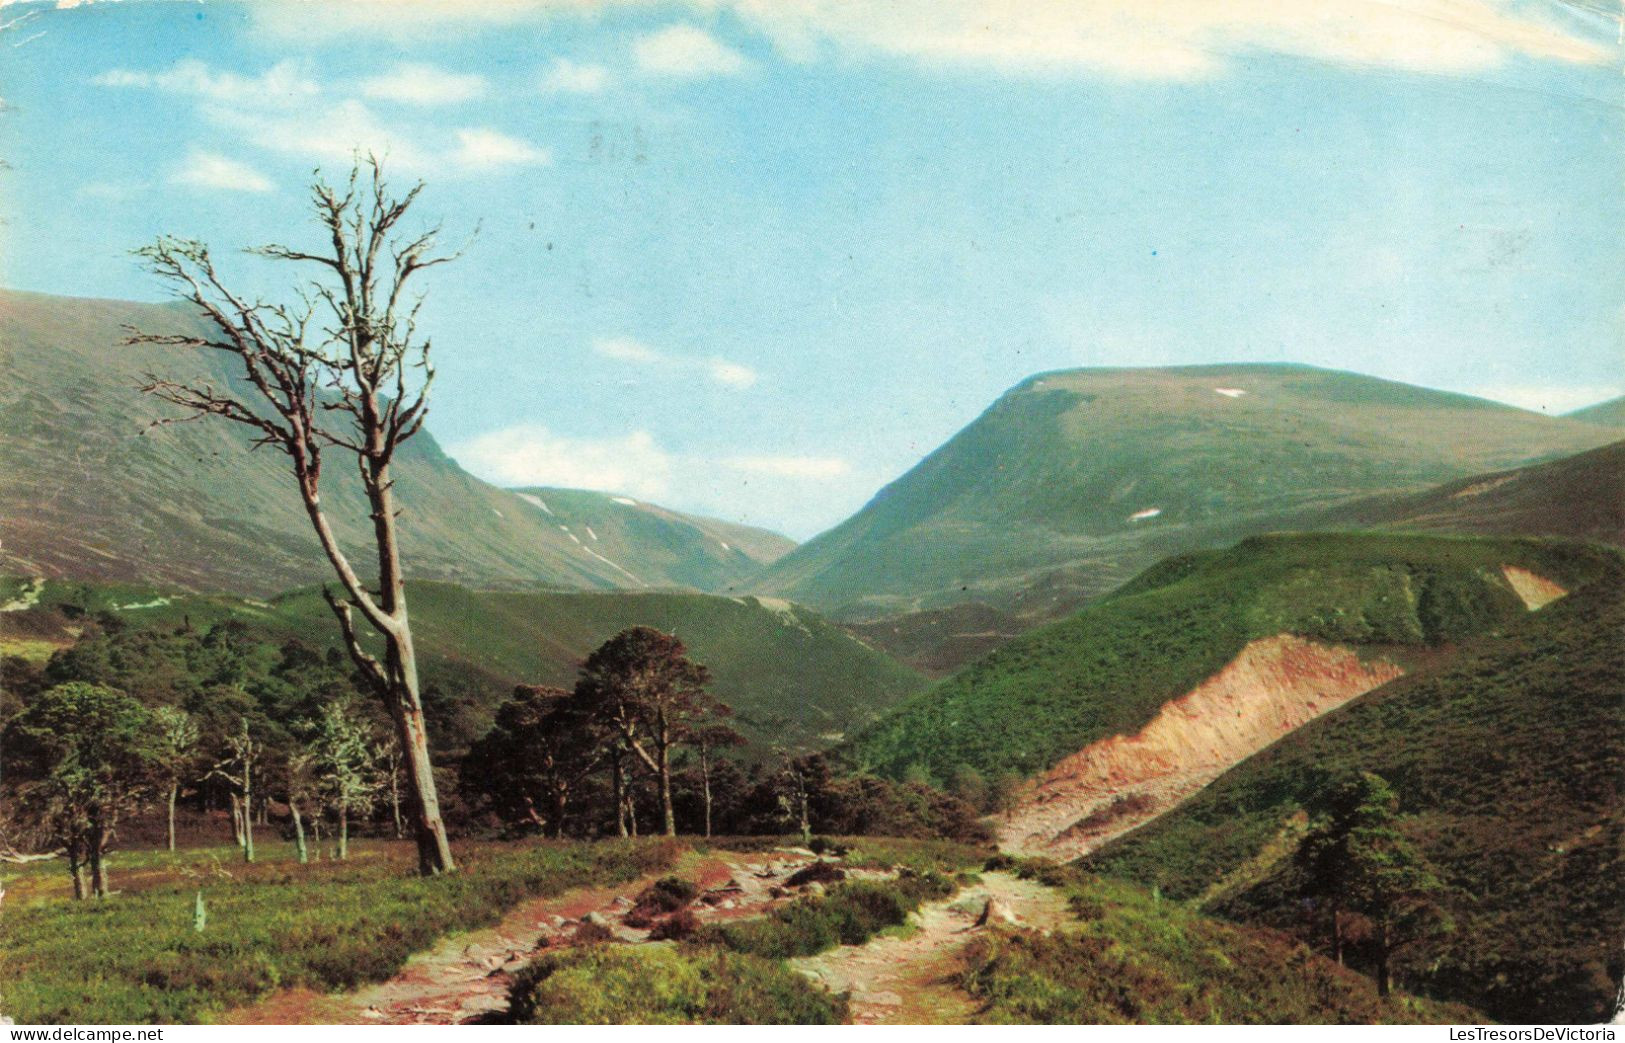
[130, 156, 460, 875]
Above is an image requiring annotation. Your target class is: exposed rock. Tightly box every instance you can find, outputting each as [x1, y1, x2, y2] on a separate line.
[976, 897, 1019, 927]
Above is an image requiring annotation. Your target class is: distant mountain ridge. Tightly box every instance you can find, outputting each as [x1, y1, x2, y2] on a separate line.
[507, 486, 793, 593]
[754, 364, 1622, 619]
[1565, 395, 1625, 425]
[0, 289, 791, 596]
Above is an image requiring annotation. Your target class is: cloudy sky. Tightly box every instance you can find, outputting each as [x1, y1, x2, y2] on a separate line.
[1, 0, 1620, 538]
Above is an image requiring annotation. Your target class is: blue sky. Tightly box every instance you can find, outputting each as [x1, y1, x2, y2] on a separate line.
[2, 0, 1621, 538]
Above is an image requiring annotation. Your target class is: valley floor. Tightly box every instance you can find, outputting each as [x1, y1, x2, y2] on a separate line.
[227, 847, 813, 1025]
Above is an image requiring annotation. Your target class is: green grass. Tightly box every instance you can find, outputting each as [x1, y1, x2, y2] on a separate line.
[960, 863, 1477, 1024]
[1082, 556, 1625, 1024]
[0, 838, 683, 1024]
[505, 944, 847, 1025]
[848, 532, 1614, 783]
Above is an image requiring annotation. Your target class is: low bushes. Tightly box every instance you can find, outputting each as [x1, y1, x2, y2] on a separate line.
[957, 863, 1476, 1024]
[696, 871, 955, 960]
[506, 944, 846, 1025]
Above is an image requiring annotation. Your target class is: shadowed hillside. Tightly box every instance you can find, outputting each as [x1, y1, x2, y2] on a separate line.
[0, 575, 923, 753]
[0, 290, 790, 596]
[754, 365, 1622, 621]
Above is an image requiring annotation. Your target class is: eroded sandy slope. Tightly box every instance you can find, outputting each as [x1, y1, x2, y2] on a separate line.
[1501, 565, 1566, 610]
[999, 634, 1404, 860]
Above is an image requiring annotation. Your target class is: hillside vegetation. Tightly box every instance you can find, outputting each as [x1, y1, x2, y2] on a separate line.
[961, 860, 1475, 1024]
[0, 290, 789, 596]
[846, 533, 1614, 784]
[755, 365, 1620, 620]
[1317, 440, 1624, 548]
[1082, 561, 1625, 1024]
[0, 576, 924, 753]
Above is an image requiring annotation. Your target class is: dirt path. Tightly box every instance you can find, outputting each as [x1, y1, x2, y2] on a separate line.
[790, 870, 1073, 1025]
[226, 848, 817, 1025]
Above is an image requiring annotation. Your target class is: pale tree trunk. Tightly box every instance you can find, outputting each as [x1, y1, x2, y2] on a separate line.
[290, 801, 308, 864]
[229, 793, 245, 849]
[167, 784, 179, 853]
[313, 455, 456, 877]
[611, 750, 629, 838]
[338, 805, 349, 861]
[700, 750, 713, 839]
[627, 715, 676, 837]
[241, 760, 255, 864]
[372, 453, 454, 876]
[658, 743, 675, 837]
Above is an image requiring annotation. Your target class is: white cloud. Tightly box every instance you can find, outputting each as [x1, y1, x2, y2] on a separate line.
[729, 0, 1613, 78]
[594, 336, 759, 390]
[242, 1, 1615, 78]
[170, 150, 275, 193]
[593, 337, 665, 364]
[1469, 384, 1623, 415]
[215, 97, 428, 166]
[725, 455, 850, 478]
[541, 58, 612, 94]
[93, 59, 319, 105]
[209, 99, 547, 176]
[451, 127, 552, 169]
[707, 359, 759, 389]
[452, 425, 676, 500]
[361, 63, 488, 105]
[634, 23, 752, 78]
[451, 424, 867, 537]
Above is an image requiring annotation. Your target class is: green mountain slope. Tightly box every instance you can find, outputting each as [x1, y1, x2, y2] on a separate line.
[0, 289, 790, 596]
[0, 575, 923, 753]
[845, 533, 1615, 783]
[755, 365, 1621, 619]
[1318, 440, 1625, 547]
[1081, 560, 1625, 1024]
[1566, 395, 1625, 426]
